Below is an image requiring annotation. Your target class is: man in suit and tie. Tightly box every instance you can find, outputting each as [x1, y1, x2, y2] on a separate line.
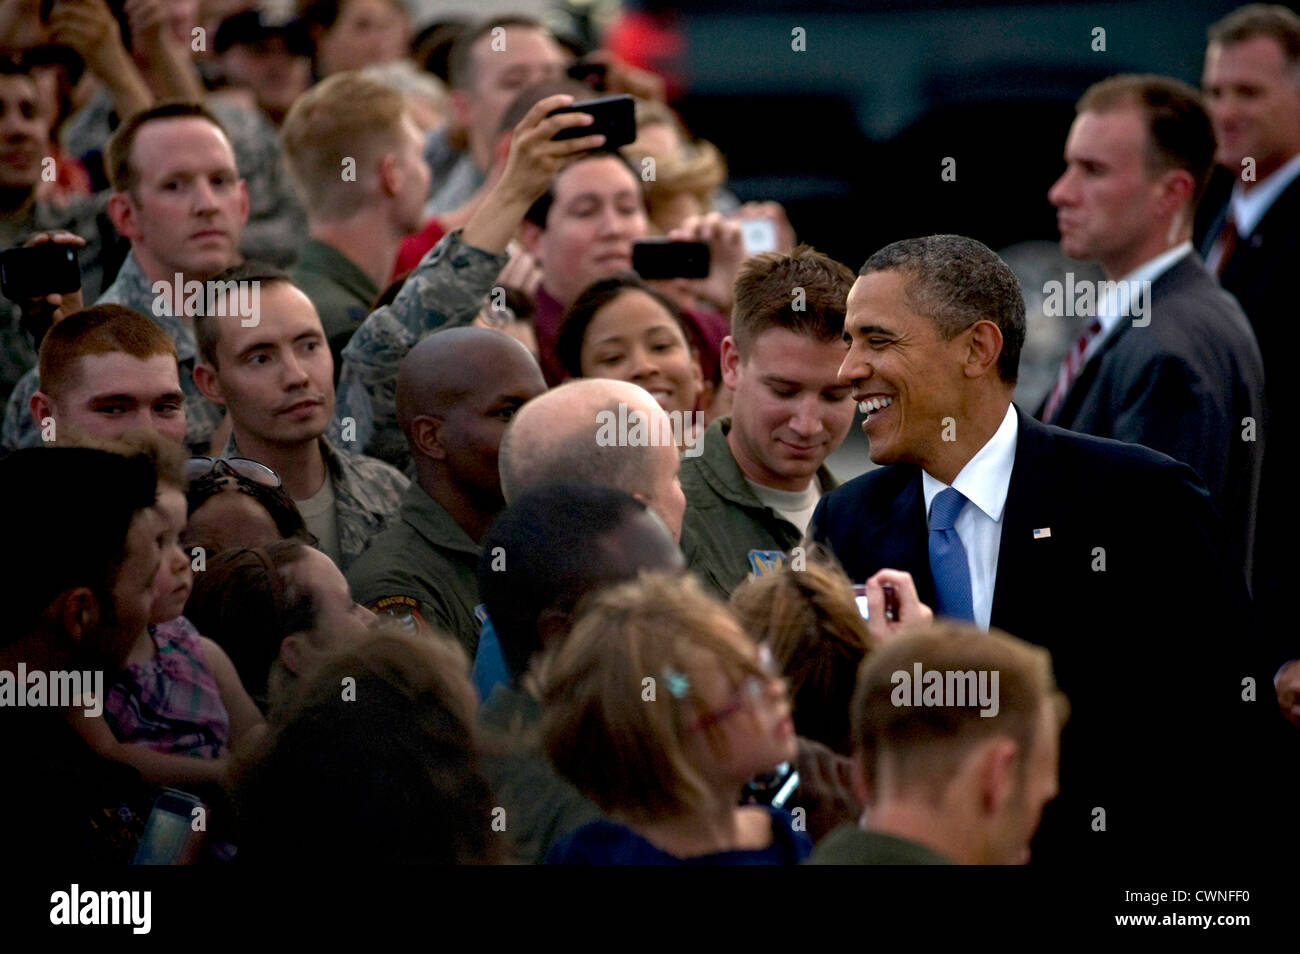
[809, 234, 1281, 865]
[1197, 4, 1300, 712]
[1043, 74, 1264, 578]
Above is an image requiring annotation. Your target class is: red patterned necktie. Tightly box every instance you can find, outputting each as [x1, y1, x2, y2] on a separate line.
[1041, 319, 1102, 422]
[1213, 216, 1239, 277]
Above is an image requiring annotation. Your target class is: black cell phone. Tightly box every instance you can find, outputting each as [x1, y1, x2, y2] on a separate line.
[547, 94, 636, 150]
[0, 243, 81, 301]
[632, 239, 711, 280]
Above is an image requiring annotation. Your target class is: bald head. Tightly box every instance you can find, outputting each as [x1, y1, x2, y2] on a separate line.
[500, 378, 687, 541]
[396, 328, 546, 502]
[397, 327, 544, 441]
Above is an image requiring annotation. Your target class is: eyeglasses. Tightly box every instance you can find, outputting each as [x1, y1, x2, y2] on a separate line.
[687, 644, 782, 733]
[186, 456, 282, 489]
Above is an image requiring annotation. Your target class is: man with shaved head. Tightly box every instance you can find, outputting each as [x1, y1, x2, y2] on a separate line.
[499, 377, 687, 540]
[467, 377, 687, 697]
[346, 327, 547, 653]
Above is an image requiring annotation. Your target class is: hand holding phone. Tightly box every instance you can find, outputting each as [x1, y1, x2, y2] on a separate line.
[546, 94, 636, 150]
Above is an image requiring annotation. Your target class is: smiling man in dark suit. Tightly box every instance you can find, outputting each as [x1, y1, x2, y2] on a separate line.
[809, 234, 1279, 866]
[1044, 74, 1264, 579]
[1197, 4, 1300, 715]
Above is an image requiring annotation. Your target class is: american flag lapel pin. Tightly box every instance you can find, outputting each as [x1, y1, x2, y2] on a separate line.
[1033, 527, 1051, 539]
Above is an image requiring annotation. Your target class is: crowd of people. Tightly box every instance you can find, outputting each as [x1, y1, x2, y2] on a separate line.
[1, 0, 1297, 867]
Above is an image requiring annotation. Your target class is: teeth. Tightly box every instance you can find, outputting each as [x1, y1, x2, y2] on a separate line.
[858, 396, 894, 414]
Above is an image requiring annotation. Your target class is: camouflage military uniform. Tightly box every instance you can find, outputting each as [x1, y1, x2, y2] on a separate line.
[220, 431, 409, 573]
[334, 229, 508, 470]
[345, 481, 484, 656]
[0, 194, 111, 406]
[60, 89, 307, 268]
[0, 252, 226, 453]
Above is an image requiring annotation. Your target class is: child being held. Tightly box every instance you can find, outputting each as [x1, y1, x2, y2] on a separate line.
[72, 439, 264, 791]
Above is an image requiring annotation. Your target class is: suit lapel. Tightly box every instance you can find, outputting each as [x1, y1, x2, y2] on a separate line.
[865, 471, 935, 608]
[991, 409, 1055, 630]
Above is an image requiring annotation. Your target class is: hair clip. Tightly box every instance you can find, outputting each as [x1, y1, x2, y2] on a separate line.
[661, 667, 691, 699]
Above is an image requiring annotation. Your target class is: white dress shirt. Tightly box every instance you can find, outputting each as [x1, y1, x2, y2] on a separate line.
[1205, 152, 1300, 272]
[1084, 241, 1192, 365]
[922, 403, 1019, 630]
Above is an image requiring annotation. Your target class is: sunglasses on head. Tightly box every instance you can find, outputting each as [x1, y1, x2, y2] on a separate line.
[186, 456, 282, 489]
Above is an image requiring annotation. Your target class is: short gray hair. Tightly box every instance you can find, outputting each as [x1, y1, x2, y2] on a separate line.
[859, 234, 1026, 384]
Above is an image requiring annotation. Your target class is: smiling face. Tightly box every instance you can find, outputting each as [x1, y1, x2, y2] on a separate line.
[839, 269, 970, 470]
[0, 74, 48, 191]
[722, 328, 855, 492]
[1047, 107, 1172, 277]
[114, 117, 249, 281]
[524, 156, 648, 306]
[580, 289, 703, 418]
[1203, 36, 1300, 181]
[199, 282, 334, 449]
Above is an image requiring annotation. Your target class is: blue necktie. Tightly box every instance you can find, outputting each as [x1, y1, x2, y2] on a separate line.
[929, 487, 975, 623]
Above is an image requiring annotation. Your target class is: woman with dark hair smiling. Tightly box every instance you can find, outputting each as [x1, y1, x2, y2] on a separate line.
[556, 274, 707, 434]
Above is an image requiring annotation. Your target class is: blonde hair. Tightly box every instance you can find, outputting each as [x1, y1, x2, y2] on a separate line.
[730, 551, 871, 754]
[539, 571, 767, 824]
[852, 622, 1069, 804]
[280, 71, 410, 218]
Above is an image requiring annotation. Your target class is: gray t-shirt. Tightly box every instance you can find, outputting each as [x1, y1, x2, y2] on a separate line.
[296, 471, 341, 566]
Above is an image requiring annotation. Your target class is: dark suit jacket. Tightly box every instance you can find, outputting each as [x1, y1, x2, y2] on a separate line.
[1037, 254, 1264, 579]
[1196, 168, 1300, 653]
[809, 406, 1280, 866]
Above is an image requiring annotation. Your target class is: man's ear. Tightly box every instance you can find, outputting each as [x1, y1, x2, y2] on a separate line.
[518, 219, 544, 259]
[449, 88, 473, 132]
[378, 152, 401, 198]
[719, 335, 742, 391]
[280, 633, 306, 675]
[410, 414, 446, 460]
[30, 390, 56, 435]
[850, 749, 874, 810]
[107, 192, 140, 244]
[963, 320, 1004, 380]
[1157, 168, 1196, 220]
[977, 737, 1020, 816]
[236, 179, 250, 228]
[59, 588, 100, 644]
[192, 361, 226, 406]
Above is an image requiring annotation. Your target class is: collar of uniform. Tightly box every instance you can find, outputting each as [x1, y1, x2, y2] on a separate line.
[399, 481, 481, 557]
[222, 432, 347, 489]
[106, 251, 200, 366]
[697, 416, 837, 511]
[1230, 150, 1300, 238]
[295, 238, 378, 305]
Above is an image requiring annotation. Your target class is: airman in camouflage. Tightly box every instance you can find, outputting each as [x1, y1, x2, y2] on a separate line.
[60, 89, 307, 267]
[0, 250, 226, 453]
[216, 430, 408, 574]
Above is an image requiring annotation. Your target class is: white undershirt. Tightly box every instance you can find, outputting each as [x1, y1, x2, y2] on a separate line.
[746, 478, 822, 534]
